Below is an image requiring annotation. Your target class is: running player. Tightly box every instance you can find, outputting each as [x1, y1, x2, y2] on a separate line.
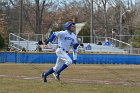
[42, 21, 79, 83]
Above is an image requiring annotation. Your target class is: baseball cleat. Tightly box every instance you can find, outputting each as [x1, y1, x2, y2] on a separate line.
[56, 74, 60, 81]
[42, 72, 47, 83]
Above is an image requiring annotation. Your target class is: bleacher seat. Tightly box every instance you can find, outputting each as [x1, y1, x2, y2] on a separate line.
[10, 41, 126, 53]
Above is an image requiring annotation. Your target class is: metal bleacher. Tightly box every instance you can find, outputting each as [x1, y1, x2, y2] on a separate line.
[82, 43, 127, 53]
[9, 33, 128, 53]
[9, 33, 38, 51]
[9, 33, 58, 52]
[10, 41, 38, 51]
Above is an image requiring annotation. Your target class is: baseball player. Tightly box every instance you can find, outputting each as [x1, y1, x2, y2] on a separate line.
[42, 21, 79, 83]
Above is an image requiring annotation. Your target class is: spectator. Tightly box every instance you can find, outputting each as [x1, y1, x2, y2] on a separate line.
[10, 48, 15, 51]
[38, 39, 43, 45]
[104, 39, 111, 46]
[36, 45, 42, 52]
[20, 47, 26, 52]
[79, 43, 85, 52]
[80, 43, 84, 47]
[86, 43, 92, 50]
[21, 48, 26, 52]
[97, 40, 102, 45]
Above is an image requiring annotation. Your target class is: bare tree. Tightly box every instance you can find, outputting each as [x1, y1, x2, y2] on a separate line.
[34, 0, 46, 34]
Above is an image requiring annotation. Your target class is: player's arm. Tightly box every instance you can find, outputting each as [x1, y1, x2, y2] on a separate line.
[48, 32, 56, 43]
[45, 32, 64, 50]
[44, 32, 58, 49]
[46, 32, 61, 44]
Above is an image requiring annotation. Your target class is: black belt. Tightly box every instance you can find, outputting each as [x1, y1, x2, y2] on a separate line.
[59, 47, 69, 53]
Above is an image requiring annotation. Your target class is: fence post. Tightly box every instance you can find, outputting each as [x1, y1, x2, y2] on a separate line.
[4, 48, 6, 63]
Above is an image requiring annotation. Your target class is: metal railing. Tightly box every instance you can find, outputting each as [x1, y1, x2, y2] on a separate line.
[9, 33, 47, 51]
[13, 33, 45, 41]
[9, 33, 29, 51]
[78, 36, 131, 46]
[78, 36, 133, 54]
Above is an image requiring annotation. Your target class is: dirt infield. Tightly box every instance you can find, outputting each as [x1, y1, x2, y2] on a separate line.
[0, 74, 140, 86]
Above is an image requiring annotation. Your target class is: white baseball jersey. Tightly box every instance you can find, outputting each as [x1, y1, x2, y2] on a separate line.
[54, 30, 78, 51]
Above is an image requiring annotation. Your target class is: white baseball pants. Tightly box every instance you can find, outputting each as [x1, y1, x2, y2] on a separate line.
[53, 48, 72, 72]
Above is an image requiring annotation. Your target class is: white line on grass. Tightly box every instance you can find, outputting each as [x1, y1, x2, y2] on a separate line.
[0, 74, 140, 86]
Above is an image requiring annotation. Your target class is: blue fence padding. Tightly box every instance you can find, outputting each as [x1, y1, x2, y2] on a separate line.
[0, 52, 4, 63]
[0, 52, 140, 64]
[0, 52, 17, 63]
[78, 54, 139, 64]
[6, 52, 17, 63]
[17, 53, 57, 64]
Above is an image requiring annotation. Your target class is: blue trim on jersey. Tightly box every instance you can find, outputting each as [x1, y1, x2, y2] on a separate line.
[65, 37, 74, 41]
[49, 33, 56, 42]
[73, 43, 79, 49]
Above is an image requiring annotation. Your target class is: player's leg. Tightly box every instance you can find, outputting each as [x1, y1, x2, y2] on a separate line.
[42, 57, 60, 82]
[42, 56, 64, 82]
[55, 49, 72, 80]
[56, 55, 72, 75]
[53, 57, 64, 72]
[42, 67, 55, 82]
[52, 57, 64, 80]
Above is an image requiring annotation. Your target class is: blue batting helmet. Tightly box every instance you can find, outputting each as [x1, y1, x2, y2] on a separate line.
[64, 21, 75, 30]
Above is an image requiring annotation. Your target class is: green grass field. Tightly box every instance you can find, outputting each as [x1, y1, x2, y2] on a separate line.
[0, 63, 140, 93]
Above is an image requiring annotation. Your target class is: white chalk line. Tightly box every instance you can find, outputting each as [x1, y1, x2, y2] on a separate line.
[0, 74, 140, 86]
